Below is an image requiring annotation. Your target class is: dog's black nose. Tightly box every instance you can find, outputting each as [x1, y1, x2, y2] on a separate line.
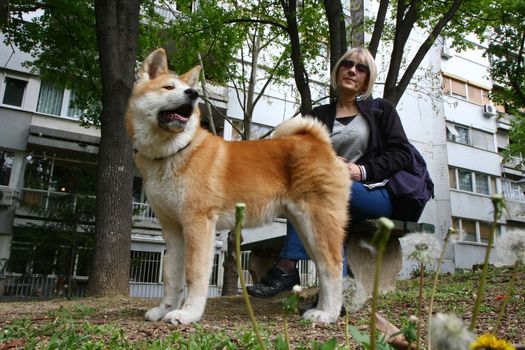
[185, 88, 199, 101]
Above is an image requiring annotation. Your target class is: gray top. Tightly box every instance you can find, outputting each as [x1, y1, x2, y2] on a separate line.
[330, 113, 370, 163]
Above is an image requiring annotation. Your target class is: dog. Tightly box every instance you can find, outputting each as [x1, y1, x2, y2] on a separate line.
[126, 48, 350, 324]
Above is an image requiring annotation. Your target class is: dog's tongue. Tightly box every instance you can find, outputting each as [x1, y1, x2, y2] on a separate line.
[161, 111, 188, 122]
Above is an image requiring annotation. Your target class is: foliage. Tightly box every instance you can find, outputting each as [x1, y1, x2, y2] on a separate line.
[348, 326, 393, 350]
[481, 0, 525, 158]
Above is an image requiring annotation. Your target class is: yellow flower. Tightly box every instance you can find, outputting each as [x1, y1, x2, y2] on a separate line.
[470, 334, 516, 350]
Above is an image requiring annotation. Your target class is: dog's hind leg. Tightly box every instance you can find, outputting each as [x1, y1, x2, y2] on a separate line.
[293, 210, 345, 323]
[145, 228, 185, 321]
[163, 217, 216, 324]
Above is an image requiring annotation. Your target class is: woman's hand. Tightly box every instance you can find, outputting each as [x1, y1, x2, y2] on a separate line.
[347, 162, 362, 181]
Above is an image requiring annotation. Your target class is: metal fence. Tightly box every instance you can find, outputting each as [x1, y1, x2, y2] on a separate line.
[1, 252, 317, 300]
[0, 275, 88, 298]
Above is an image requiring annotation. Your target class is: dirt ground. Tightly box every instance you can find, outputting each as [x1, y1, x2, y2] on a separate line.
[1, 270, 524, 348]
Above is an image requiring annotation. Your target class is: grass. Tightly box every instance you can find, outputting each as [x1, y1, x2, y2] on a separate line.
[0, 265, 524, 349]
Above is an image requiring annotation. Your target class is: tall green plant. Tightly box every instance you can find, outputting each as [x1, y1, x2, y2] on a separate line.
[470, 195, 506, 331]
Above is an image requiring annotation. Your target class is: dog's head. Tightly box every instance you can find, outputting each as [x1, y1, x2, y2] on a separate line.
[126, 48, 202, 156]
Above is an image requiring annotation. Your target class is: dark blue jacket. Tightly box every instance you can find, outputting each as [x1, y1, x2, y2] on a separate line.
[310, 97, 412, 182]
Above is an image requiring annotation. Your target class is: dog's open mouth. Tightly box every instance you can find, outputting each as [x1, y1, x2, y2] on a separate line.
[158, 104, 193, 127]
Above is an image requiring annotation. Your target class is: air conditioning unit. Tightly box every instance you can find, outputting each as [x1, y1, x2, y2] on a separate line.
[441, 45, 453, 59]
[483, 104, 497, 117]
[0, 188, 14, 206]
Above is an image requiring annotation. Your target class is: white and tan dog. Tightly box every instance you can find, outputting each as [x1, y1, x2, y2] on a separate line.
[126, 48, 350, 324]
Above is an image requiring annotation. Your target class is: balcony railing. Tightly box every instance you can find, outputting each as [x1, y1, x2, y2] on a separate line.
[16, 188, 159, 225]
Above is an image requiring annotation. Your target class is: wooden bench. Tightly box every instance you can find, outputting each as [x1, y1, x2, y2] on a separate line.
[243, 219, 435, 295]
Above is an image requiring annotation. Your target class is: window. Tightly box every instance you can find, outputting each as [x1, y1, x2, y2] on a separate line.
[67, 89, 83, 119]
[37, 81, 64, 116]
[7, 228, 94, 277]
[458, 169, 473, 191]
[461, 219, 477, 242]
[478, 222, 492, 244]
[2, 77, 27, 107]
[450, 167, 496, 196]
[471, 129, 495, 151]
[448, 168, 457, 189]
[475, 174, 490, 195]
[501, 179, 525, 202]
[447, 123, 495, 152]
[0, 150, 15, 186]
[129, 250, 161, 283]
[451, 79, 466, 98]
[453, 217, 499, 244]
[456, 126, 470, 145]
[468, 85, 483, 105]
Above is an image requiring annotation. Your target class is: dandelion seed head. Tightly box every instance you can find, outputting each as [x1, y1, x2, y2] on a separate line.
[430, 313, 474, 350]
[292, 285, 302, 294]
[403, 232, 441, 265]
[496, 230, 525, 265]
[358, 239, 377, 256]
[342, 277, 368, 313]
[409, 315, 419, 323]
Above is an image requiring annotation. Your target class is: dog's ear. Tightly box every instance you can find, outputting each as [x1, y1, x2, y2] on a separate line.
[139, 48, 169, 81]
[180, 66, 201, 89]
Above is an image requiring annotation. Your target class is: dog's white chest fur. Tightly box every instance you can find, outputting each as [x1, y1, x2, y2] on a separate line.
[138, 159, 186, 223]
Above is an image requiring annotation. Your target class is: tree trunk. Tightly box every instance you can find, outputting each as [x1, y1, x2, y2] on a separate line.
[280, 0, 313, 115]
[349, 0, 364, 48]
[324, 0, 347, 72]
[221, 230, 239, 296]
[88, 0, 140, 297]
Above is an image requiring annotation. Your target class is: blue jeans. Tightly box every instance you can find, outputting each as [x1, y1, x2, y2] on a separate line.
[279, 181, 393, 272]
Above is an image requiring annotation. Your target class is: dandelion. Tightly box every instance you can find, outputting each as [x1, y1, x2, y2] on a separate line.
[370, 217, 393, 350]
[404, 232, 441, 265]
[495, 230, 525, 266]
[292, 285, 302, 294]
[470, 333, 516, 350]
[428, 228, 458, 350]
[430, 313, 475, 350]
[403, 232, 441, 350]
[471, 195, 507, 331]
[342, 277, 368, 313]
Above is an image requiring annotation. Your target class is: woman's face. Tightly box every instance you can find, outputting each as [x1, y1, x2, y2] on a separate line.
[336, 55, 369, 96]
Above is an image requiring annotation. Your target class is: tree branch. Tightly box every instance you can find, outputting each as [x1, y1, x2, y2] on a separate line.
[394, 0, 462, 104]
[368, 0, 389, 57]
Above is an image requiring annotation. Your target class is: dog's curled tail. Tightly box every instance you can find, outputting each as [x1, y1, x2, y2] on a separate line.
[272, 116, 331, 144]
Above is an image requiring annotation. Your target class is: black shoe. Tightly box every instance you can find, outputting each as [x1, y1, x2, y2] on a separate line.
[247, 265, 300, 299]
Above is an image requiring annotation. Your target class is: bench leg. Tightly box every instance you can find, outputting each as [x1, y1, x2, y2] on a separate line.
[346, 232, 402, 296]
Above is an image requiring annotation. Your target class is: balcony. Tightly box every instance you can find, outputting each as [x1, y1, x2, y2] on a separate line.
[14, 188, 160, 228]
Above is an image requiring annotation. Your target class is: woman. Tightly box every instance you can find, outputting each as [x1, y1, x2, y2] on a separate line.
[247, 47, 412, 299]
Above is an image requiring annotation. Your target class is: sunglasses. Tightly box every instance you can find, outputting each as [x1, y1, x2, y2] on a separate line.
[339, 59, 369, 74]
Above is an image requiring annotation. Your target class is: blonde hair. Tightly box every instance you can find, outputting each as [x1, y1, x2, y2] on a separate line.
[330, 47, 377, 99]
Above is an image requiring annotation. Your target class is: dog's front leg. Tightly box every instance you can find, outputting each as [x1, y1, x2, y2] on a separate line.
[303, 263, 343, 323]
[145, 228, 185, 321]
[163, 218, 216, 324]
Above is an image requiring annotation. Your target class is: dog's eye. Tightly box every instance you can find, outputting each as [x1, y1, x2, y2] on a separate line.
[163, 86, 173, 90]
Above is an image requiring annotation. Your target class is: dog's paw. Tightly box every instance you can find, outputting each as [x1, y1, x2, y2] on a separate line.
[162, 309, 202, 325]
[302, 309, 338, 324]
[145, 306, 168, 321]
